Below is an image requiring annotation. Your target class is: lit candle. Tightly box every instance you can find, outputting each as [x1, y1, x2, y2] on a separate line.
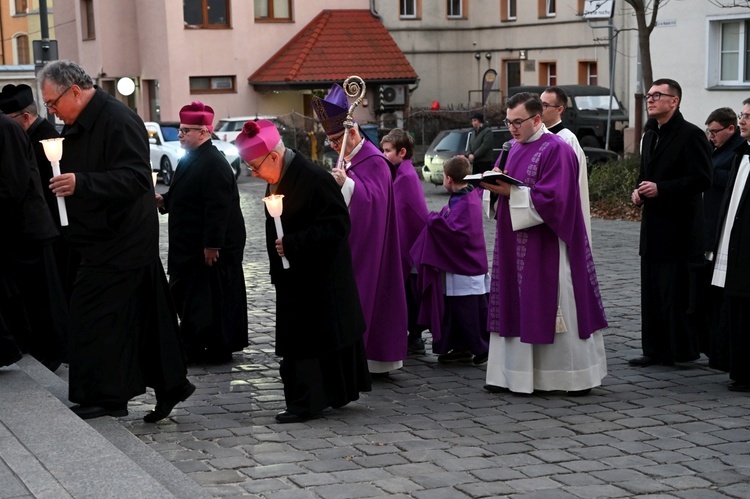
[39, 138, 68, 227]
[262, 194, 290, 269]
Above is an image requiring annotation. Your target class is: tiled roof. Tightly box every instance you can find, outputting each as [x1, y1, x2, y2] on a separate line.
[248, 10, 418, 89]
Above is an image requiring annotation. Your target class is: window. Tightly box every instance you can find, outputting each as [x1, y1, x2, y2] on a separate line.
[502, 0, 517, 22]
[400, 0, 420, 19]
[578, 61, 598, 85]
[184, 0, 230, 28]
[15, 35, 30, 64]
[81, 0, 95, 40]
[447, 0, 465, 19]
[707, 17, 750, 86]
[254, 0, 292, 21]
[14, 0, 27, 15]
[189, 76, 236, 94]
[539, 62, 557, 86]
[537, 0, 555, 17]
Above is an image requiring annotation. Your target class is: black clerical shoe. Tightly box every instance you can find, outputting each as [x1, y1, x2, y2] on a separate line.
[483, 384, 510, 394]
[71, 404, 128, 420]
[143, 381, 196, 423]
[0, 350, 22, 368]
[438, 350, 473, 364]
[728, 382, 750, 392]
[473, 352, 489, 365]
[275, 410, 321, 424]
[628, 355, 674, 367]
[567, 388, 592, 397]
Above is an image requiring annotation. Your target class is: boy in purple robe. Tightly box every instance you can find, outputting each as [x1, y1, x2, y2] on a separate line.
[312, 84, 408, 376]
[381, 128, 429, 355]
[480, 92, 608, 395]
[411, 156, 490, 364]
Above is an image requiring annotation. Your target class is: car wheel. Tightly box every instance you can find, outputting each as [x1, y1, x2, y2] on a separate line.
[580, 135, 601, 148]
[160, 157, 173, 186]
[230, 158, 241, 179]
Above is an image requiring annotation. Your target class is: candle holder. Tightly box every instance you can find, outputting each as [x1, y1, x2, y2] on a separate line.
[39, 138, 68, 227]
[262, 194, 290, 269]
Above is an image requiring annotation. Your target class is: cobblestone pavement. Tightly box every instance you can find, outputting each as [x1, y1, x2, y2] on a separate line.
[121, 174, 750, 498]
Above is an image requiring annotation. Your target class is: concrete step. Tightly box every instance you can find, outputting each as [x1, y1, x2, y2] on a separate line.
[0, 356, 209, 498]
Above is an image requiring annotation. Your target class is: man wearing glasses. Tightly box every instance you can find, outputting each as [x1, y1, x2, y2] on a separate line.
[629, 78, 712, 368]
[481, 92, 608, 395]
[39, 60, 194, 421]
[707, 98, 750, 391]
[699, 108, 744, 373]
[155, 101, 247, 366]
[311, 84, 407, 378]
[540, 86, 592, 244]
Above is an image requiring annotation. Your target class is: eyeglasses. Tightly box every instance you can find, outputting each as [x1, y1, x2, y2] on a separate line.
[706, 126, 728, 137]
[328, 133, 345, 147]
[178, 127, 205, 135]
[7, 112, 26, 119]
[541, 102, 561, 109]
[44, 86, 71, 110]
[738, 113, 750, 122]
[503, 115, 537, 129]
[645, 92, 676, 101]
[249, 151, 271, 170]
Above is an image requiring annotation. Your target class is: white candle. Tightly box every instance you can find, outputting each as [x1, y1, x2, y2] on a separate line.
[39, 138, 68, 227]
[262, 194, 290, 269]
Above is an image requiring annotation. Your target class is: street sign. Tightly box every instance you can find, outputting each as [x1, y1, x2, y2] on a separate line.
[584, 0, 615, 19]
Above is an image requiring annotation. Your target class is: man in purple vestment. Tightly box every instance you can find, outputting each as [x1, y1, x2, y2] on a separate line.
[480, 92, 608, 395]
[381, 128, 429, 355]
[312, 84, 408, 375]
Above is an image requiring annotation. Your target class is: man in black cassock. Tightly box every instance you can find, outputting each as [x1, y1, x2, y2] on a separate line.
[155, 101, 248, 364]
[0, 111, 66, 371]
[39, 60, 194, 421]
[236, 119, 371, 423]
[630, 78, 712, 367]
[0, 84, 78, 300]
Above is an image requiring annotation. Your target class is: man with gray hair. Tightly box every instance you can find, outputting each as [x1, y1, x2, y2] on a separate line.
[39, 60, 194, 421]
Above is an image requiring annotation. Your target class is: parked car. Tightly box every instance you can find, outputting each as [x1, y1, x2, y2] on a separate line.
[422, 126, 512, 186]
[145, 121, 242, 185]
[422, 126, 621, 186]
[508, 85, 629, 151]
[215, 115, 279, 144]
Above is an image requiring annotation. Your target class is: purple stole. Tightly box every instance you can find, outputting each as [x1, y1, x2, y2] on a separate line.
[347, 140, 408, 361]
[489, 133, 607, 344]
[410, 188, 488, 341]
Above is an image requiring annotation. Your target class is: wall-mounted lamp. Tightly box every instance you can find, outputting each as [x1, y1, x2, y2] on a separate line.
[117, 77, 137, 96]
[474, 52, 481, 60]
[485, 52, 492, 60]
[518, 50, 528, 61]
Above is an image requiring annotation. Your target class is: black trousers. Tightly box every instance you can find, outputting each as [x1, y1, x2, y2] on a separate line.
[640, 259, 701, 363]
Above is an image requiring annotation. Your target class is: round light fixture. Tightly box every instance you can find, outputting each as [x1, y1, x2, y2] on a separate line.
[117, 77, 136, 96]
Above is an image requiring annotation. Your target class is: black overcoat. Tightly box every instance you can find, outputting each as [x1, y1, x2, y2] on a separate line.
[638, 112, 712, 261]
[266, 151, 365, 358]
[715, 142, 750, 297]
[162, 140, 245, 277]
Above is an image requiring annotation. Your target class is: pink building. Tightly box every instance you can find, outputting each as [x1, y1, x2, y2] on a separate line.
[53, 0, 417, 127]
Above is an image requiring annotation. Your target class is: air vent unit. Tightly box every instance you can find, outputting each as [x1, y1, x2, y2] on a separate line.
[380, 85, 406, 106]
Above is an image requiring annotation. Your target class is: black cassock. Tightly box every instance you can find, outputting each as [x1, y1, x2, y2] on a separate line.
[60, 88, 188, 406]
[161, 140, 248, 361]
[0, 114, 67, 369]
[265, 150, 371, 417]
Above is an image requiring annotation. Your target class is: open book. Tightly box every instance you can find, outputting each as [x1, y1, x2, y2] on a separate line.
[463, 171, 524, 187]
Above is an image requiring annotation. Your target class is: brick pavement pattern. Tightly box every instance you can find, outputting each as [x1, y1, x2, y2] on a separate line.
[120, 175, 750, 498]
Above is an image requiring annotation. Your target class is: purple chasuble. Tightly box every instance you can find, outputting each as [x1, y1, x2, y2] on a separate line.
[347, 140, 408, 361]
[488, 133, 607, 344]
[393, 159, 428, 277]
[410, 187, 488, 341]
